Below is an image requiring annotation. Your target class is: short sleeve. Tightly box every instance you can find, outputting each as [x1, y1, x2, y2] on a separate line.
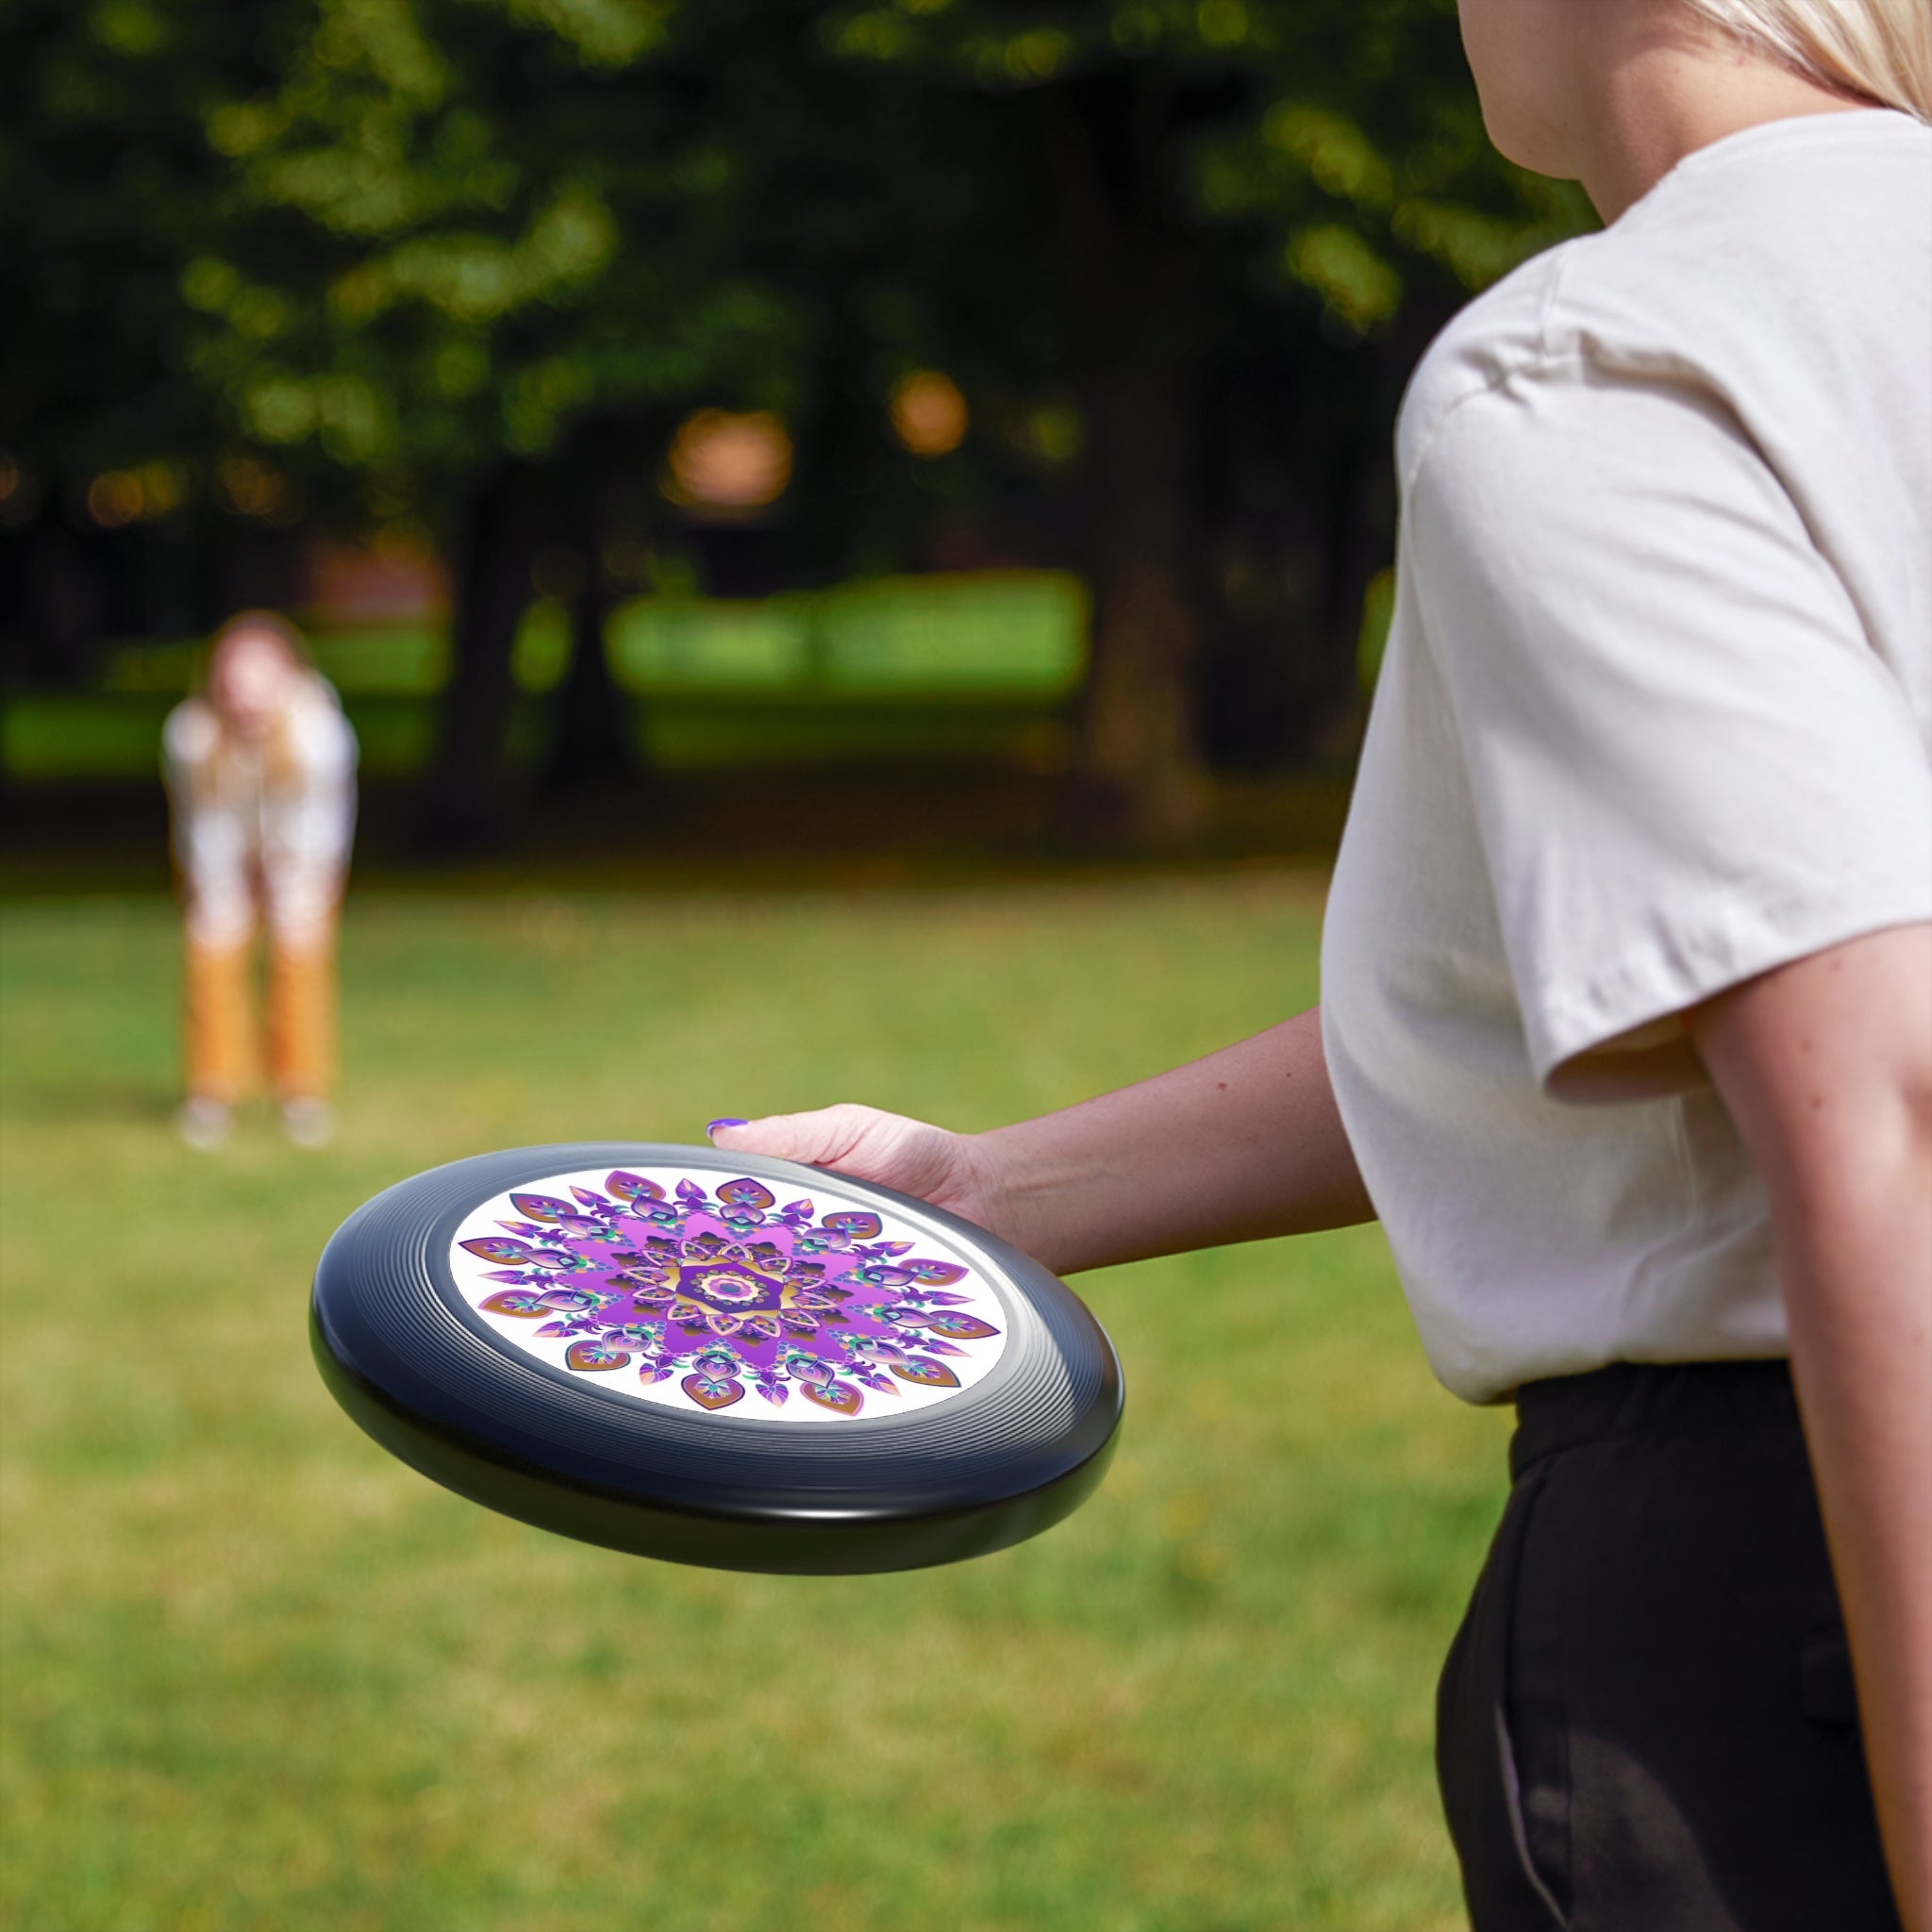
[1408, 363, 1932, 1097]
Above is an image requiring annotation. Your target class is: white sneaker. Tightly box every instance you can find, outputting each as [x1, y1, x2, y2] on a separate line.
[175, 1096, 233, 1151]
[280, 1097, 337, 1149]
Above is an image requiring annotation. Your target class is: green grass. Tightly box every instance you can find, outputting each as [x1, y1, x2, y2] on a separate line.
[0, 688, 1075, 781]
[4, 573, 1089, 781]
[0, 875, 1506, 1931]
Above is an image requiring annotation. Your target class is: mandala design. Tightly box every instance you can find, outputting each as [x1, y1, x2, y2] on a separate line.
[448, 1168, 1007, 1424]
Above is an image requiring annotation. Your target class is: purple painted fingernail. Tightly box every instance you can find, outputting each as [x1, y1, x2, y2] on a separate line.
[707, 1118, 748, 1136]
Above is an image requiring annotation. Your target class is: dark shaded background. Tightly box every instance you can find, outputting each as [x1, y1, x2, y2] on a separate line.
[1, 0, 1593, 874]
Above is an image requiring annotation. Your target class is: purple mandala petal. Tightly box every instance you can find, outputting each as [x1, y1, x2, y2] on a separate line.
[606, 1172, 666, 1204]
[821, 1210, 882, 1241]
[478, 1291, 550, 1318]
[682, 1373, 745, 1411]
[801, 1380, 863, 1416]
[891, 1357, 960, 1389]
[566, 1341, 630, 1373]
[921, 1311, 1000, 1341]
[460, 1236, 535, 1265]
[604, 1322, 664, 1349]
[508, 1193, 575, 1224]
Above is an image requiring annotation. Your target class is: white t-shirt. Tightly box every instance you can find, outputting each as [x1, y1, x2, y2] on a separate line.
[163, 671, 358, 950]
[1322, 109, 1932, 1405]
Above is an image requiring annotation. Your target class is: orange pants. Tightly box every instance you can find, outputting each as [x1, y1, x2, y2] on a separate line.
[184, 921, 337, 1105]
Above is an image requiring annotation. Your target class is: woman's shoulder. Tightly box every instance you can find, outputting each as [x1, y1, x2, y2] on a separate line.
[1398, 110, 1932, 490]
[1395, 242, 1583, 484]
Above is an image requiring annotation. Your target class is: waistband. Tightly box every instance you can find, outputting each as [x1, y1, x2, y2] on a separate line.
[1509, 1358, 1797, 1482]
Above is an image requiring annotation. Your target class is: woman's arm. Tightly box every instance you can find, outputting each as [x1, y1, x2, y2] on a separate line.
[1689, 923, 1932, 1932]
[710, 1005, 1374, 1277]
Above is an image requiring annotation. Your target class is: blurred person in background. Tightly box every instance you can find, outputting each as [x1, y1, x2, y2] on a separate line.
[711, 0, 1932, 1926]
[163, 611, 358, 1151]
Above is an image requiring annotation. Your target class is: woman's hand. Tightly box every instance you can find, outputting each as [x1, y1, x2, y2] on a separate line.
[708, 1106, 1012, 1238]
[707, 1008, 1373, 1279]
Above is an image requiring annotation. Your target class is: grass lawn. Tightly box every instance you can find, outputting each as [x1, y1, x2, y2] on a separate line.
[0, 874, 1507, 1932]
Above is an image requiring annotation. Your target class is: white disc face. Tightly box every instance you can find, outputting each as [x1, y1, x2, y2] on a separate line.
[448, 1165, 1009, 1424]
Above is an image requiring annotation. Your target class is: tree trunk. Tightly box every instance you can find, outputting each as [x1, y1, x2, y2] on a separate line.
[1079, 361, 1205, 844]
[1045, 76, 1210, 847]
[541, 418, 659, 800]
[417, 461, 542, 857]
[541, 553, 634, 797]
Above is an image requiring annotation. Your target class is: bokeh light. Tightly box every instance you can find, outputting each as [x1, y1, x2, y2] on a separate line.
[213, 456, 291, 521]
[86, 462, 187, 526]
[890, 370, 969, 458]
[1008, 401, 1085, 468]
[662, 409, 792, 514]
[85, 471, 146, 528]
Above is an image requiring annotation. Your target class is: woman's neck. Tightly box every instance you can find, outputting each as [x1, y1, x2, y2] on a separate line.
[1574, 16, 1876, 223]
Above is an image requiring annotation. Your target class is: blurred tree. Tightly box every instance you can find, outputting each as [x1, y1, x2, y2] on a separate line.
[165, 0, 795, 843]
[807, 0, 1592, 835]
[153, 0, 949, 844]
[4, 0, 1591, 842]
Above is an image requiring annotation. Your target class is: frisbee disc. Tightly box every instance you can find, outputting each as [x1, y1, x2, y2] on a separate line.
[310, 1142, 1122, 1574]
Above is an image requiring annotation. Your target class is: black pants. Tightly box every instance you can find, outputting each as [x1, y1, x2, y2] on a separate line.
[1436, 1360, 1901, 1932]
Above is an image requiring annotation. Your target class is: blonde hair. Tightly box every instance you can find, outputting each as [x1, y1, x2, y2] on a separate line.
[1682, 0, 1932, 120]
[206, 608, 312, 682]
[198, 610, 318, 794]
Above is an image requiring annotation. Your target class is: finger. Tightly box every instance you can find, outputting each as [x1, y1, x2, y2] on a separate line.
[708, 1107, 868, 1167]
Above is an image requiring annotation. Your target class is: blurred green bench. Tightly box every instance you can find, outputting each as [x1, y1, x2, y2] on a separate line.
[1, 571, 1088, 780]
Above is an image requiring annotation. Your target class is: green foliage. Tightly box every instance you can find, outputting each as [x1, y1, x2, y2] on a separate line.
[807, 0, 1591, 326]
[6, 0, 1593, 523]
[1, 1, 270, 485]
[170, 0, 814, 499]
[0, 878, 1509, 1929]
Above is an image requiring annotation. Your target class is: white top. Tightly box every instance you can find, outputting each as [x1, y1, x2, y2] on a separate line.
[1322, 109, 1932, 1405]
[163, 671, 358, 949]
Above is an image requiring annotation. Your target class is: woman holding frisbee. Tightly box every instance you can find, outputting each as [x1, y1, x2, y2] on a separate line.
[713, 1, 1932, 1924]
[164, 611, 358, 1150]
